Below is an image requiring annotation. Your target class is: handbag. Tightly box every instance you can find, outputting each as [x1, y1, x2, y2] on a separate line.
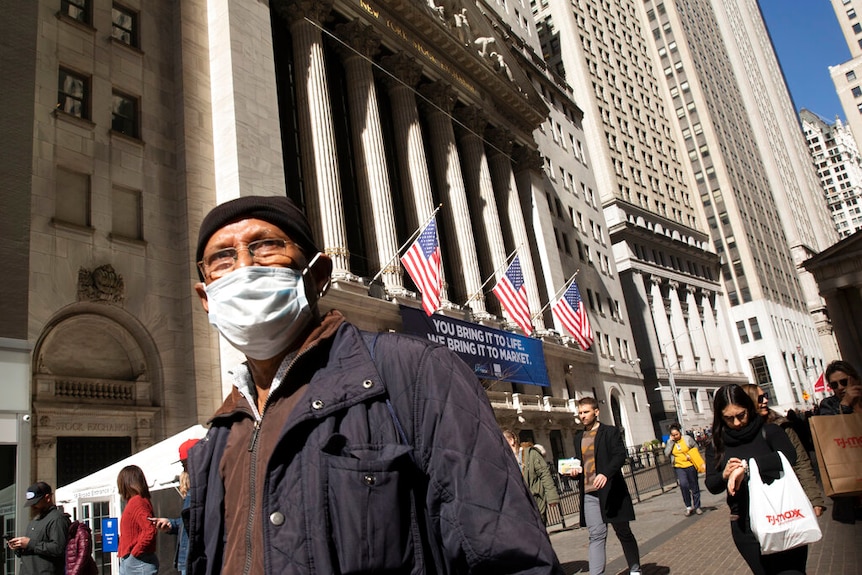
[808, 413, 862, 497]
[748, 451, 822, 554]
[688, 446, 706, 474]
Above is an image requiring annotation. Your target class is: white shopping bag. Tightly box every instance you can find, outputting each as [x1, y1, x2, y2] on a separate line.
[748, 451, 822, 554]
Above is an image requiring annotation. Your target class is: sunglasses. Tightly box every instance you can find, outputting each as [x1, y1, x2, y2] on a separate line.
[757, 393, 768, 404]
[829, 378, 850, 390]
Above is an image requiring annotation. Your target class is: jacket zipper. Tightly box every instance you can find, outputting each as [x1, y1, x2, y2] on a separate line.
[241, 349, 306, 575]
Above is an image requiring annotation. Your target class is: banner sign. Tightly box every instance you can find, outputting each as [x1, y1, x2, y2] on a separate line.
[400, 305, 550, 387]
[102, 517, 119, 552]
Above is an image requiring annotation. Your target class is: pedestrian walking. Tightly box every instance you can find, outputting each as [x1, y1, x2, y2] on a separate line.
[504, 431, 561, 525]
[664, 422, 704, 516]
[569, 397, 641, 575]
[705, 384, 807, 575]
[742, 384, 826, 518]
[818, 360, 862, 524]
[186, 195, 563, 574]
[5, 482, 69, 575]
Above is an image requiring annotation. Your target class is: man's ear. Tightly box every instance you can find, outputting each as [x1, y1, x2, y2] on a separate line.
[195, 283, 210, 313]
[308, 253, 333, 297]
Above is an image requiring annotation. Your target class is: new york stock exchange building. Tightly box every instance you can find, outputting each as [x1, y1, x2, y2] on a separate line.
[3, 0, 672, 532]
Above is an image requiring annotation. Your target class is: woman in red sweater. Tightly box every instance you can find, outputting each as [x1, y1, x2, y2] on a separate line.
[117, 465, 158, 575]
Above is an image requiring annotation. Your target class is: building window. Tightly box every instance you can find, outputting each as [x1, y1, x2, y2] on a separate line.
[854, 22, 862, 34]
[112, 91, 139, 138]
[853, 86, 862, 98]
[847, 70, 857, 81]
[736, 320, 749, 344]
[58, 68, 89, 119]
[61, 0, 89, 23]
[55, 167, 91, 227]
[112, 187, 143, 240]
[689, 390, 700, 413]
[749, 317, 762, 340]
[112, 4, 138, 47]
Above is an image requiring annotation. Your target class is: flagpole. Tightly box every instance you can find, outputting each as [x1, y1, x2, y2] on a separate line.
[532, 269, 579, 319]
[369, 204, 443, 285]
[463, 245, 521, 306]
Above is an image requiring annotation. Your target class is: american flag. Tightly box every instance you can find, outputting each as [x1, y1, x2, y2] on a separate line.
[401, 219, 442, 316]
[492, 256, 533, 335]
[552, 279, 593, 350]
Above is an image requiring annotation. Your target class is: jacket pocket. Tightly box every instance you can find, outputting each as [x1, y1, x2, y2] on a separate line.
[322, 434, 415, 574]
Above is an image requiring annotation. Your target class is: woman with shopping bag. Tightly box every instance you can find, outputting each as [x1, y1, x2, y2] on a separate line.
[705, 384, 819, 575]
[743, 384, 827, 518]
[664, 423, 705, 516]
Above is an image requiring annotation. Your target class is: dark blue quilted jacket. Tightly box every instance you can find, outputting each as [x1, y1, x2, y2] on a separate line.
[186, 320, 563, 575]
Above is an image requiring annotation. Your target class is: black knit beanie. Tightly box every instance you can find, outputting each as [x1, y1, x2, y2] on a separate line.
[196, 195, 320, 274]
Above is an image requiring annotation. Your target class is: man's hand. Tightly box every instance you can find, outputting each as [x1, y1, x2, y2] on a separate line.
[593, 473, 608, 490]
[814, 506, 826, 517]
[569, 467, 581, 477]
[7, 536, 30, 550]
[842, 383, 861, 407]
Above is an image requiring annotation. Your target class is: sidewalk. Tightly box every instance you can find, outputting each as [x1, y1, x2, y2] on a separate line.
[549, 486, 861, 574]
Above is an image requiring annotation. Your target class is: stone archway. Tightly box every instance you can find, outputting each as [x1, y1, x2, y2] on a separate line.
[31, 303, 162, 488]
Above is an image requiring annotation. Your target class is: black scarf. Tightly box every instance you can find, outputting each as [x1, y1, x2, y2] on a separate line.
[721, 413, 763, 447]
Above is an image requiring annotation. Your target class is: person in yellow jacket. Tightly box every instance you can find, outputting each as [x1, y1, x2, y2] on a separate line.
[664, 423, 704, 516]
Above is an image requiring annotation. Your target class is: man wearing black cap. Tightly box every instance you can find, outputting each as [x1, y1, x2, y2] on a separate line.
[185, 196, 562, 575]
[6, 482, 69, 575]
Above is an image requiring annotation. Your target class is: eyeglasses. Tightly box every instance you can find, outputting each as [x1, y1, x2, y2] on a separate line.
[829, 378, 850, 390]
[757, 393, 768, 404]
[198, 238, 295, 280]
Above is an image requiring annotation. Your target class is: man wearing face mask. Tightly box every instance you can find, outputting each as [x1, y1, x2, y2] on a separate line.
[185, 195, 563, 575]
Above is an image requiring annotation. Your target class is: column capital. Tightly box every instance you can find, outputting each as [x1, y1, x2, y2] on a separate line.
[512, 145, 543, 173]
[453, 106, 487, 137]
[486, 127, 514, 156]
[379, 52, 423, 89]
[419, 81, 456, 114]
[649, 274, 663, 287]
[686, 284, 698, 296]
[273, 0, 333, 25]
[333, 20, 380, 60]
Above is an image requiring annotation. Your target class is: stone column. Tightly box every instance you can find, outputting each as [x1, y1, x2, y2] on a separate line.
[498, 139, 545, 330]
[650, 276, 674, 361]
[208, 0, 286, 204]
[453, 108, 507, 316]
[334, 21, 402, 289]
[668, 281, 696, 371]
[277, 0, 350, 273]
[379, 53, 436, 232]
[714, 297, 741, 373]
[686, 287, 711, 373]
[419, 81, 484, 313]
[700, 292, 727, 373]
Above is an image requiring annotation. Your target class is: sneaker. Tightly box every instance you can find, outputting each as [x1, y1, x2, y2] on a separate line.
[684, 508, 693, 516]
[695, 508, 704, 515]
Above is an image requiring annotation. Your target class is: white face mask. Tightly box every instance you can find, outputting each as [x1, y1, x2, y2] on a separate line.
[204, 264, 315, 360]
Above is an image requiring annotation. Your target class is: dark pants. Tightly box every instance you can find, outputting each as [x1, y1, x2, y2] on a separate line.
[674, 466, 701, 509]
[730, 518, 808, 575]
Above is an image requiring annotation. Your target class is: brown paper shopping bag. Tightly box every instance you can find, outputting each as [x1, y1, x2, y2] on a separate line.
[808, 414, 862, 497]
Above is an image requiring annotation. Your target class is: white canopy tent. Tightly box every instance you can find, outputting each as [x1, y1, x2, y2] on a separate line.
[54, 425, 208, 575]
[56, 425, 208, 507]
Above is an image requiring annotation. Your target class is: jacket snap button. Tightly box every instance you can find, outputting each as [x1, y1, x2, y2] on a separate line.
[363, 474, 376, 486]
[311, 400, 324, 410]
[362, 379, 374, 389]
[269, 512, 285, 526]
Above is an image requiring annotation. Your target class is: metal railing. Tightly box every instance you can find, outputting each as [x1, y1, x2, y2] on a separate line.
[545, 446, 676, 529]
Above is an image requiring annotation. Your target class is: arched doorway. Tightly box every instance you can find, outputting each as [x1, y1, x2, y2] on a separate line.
[31, 303, 163, 488]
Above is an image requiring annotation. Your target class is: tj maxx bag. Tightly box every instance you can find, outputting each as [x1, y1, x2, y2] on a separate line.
[748, 451, 822, 554]
[809, 413, 862, 497]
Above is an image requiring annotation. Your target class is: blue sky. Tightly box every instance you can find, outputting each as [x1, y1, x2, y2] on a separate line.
[759, 0, 850, 121]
